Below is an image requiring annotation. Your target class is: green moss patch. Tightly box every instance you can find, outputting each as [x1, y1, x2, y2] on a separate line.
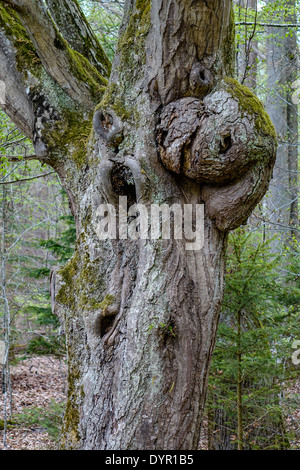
[56, 250, 107, 313]
[0, 4, 41, 75]
[53, 28, 108, 104]
[223, 77, 277, 140]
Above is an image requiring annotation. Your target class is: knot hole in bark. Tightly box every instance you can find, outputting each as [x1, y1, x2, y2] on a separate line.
[98, 313, 116, 338]
[110, 163, 137, 207]
[93, 108, 123, 148]
[219, 134, 232, 155]
[189, 63, 213, 98]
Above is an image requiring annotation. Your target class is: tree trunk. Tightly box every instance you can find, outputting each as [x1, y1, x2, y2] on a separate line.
[236, 309, 243, 450]
[0, 0, 276, 450]
[236, 0, 258, 88]
[285, 1, 299, 240]
[265, 0, 299, 243]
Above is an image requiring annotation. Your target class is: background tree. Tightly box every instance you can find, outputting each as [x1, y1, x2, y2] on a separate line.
[206, 229, 299, 450]
[0, 110, 74, 444]
[264, 0, 299, 244]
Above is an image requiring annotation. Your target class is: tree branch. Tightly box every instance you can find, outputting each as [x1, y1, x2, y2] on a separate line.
[45, 0, 111, 77]
[236, 21, 300, 28]
[4, 0, 107, 110]
[1, 154, 38, 161]
[0, 17, 35, 139]
[0, 170, 55, 184]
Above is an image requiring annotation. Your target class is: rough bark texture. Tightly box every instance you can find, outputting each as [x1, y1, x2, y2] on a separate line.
[0, 0, 276, 450]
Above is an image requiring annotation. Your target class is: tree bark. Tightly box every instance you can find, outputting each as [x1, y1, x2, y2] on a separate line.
[0, 0, 277, 450]
[236, 0, 258, 88]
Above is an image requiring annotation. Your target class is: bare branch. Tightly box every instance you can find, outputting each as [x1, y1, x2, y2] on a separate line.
[236, 21, 300, 28]
[0, 170, 55, 185]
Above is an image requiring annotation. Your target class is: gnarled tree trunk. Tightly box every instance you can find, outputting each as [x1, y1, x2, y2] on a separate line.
[0, 0, 276, 449]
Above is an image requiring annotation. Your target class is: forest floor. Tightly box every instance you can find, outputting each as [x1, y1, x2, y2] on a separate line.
[0, 354, 299, 450]
[0, 355, 66, 450]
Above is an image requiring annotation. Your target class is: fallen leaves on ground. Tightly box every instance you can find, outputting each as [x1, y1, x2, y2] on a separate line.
[0, 354, 298, 450]
[0, 355, 66, 450]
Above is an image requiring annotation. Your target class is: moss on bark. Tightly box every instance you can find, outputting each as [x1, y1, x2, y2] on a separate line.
[60, 356, 82, 449]
[48, 0, 112, 77]
[223, 77, 277, 140]
[222, 5, 236, 78]
[52, 26, 108, 104]
[0, 4, 41, 75]
[56, 249, 107, 314]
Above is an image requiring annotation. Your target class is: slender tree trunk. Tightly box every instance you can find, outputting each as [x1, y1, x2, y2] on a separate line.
[285, 1, 299, 240]
[265, 0, 299, 243]
[0, 185, 12, 448]
[0, 0, 276, 449]
[236, 308, 243, 450]
[236, 0, 258, 88]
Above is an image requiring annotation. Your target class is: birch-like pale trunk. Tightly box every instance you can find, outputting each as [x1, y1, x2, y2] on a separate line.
[0, 0, 276, 449]
[0, 185, 12, 448]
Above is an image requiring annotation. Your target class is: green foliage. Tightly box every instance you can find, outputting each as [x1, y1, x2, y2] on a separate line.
[24, 305, 58, 326]
[0, 418, 17, 430]
[34, 214, 76, 269]
[0, 3, 41, 75]
[79, 0, 123, 60]
[234, 0, 300, 96]
[14, 400, 65, 442]
[25, 334, 66, 357]
[207, 228, 300, 449]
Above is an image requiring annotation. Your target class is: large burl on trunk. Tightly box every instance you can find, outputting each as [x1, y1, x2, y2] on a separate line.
[0, 0, 276, 449]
